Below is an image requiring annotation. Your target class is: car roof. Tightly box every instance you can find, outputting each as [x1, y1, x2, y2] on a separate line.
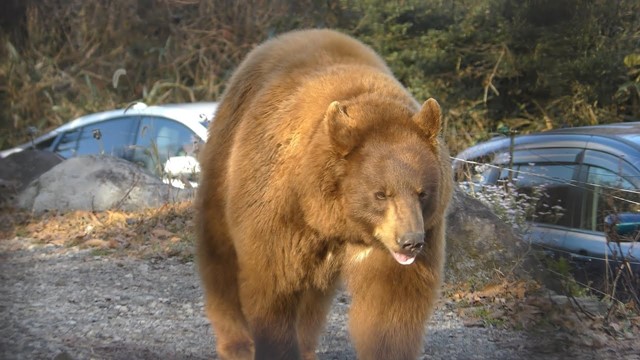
[454, 122, 640, 169]
[55, 102, 218, 140]
[0, 102, 218, 158]
[543, 122, 640, 145]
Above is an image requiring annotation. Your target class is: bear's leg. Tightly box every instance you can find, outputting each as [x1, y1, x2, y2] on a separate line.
[198, 236, 253, 360]
[238, 269, 303, 360]
[297, 285, 338, 360]
[344, 247, 442, 360]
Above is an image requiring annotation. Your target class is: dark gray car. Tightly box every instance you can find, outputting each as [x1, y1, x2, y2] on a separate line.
[453, 122, 640, 277]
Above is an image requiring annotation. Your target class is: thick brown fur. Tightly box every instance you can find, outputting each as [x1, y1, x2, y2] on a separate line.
[196, 29, 453, 360]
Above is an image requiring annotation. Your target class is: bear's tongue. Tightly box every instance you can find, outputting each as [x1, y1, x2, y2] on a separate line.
[392, 252, 416, 265]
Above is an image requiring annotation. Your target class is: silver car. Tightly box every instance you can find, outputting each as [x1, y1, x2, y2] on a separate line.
[1, 102, 218, 188]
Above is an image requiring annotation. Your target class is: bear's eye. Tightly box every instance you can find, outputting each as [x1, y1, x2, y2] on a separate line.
[418, 191, 427, 199]
[374, 191, 387, 200]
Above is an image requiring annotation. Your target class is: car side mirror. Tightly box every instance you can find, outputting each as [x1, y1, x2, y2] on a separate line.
[604, 213, 640, 243]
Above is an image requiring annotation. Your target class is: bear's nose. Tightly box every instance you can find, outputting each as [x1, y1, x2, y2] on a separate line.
[399, 232, 425, 253]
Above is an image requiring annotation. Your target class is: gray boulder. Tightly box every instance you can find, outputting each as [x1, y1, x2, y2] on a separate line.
[445, 188, 531, 284]
[18, 155, 194, 213]
[0, 150, 63, 206]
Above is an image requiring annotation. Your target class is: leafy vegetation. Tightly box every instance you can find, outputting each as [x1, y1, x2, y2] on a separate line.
[1, 0, 638, 152]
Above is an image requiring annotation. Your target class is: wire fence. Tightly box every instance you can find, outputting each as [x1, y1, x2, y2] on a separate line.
[451, 156, 640, 207]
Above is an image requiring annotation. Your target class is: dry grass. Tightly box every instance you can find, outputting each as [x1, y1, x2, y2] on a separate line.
[1, 201, 196, 260]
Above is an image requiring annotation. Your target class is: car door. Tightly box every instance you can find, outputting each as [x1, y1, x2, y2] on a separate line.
[570, 149, 640, 264]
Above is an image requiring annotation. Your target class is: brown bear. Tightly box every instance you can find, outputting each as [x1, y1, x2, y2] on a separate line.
[196, 29, 453, 360]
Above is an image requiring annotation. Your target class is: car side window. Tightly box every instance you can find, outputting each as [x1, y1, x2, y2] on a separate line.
[454, 154, 494, 183]
[512, 163, 577, 227]
[54, 117, 137, 159]
[462, 147, 581, 227]
[55, 128, 82, 158]
[132, 116, 201, 176]
[579, 150, 640, 232]
[75, 117, 137, 158]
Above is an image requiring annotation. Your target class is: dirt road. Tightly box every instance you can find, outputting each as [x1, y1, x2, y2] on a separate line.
[1, 243, 635, 360]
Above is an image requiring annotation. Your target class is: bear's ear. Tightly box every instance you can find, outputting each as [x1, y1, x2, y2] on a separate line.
[413, 98, 442, 140]
[325, 101, 357, 154]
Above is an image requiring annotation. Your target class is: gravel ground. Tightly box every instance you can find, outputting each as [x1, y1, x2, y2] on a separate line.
[0, 243, 637, 360]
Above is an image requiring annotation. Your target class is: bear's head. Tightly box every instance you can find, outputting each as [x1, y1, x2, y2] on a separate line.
[323, 98, 450, 265]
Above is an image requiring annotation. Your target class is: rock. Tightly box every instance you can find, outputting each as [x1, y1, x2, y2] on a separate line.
[17, 155, 193, 213]
[549, 294, 609, 316]
[445, 188, 531, 284]
[0, 150, 63, 206]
